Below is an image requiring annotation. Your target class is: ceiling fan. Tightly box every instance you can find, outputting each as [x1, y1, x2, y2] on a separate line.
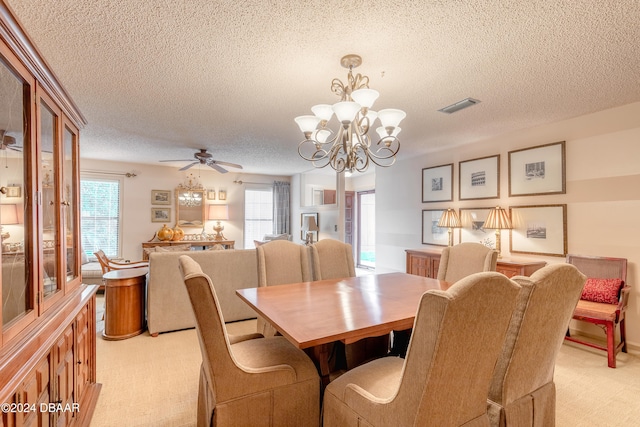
[160, 148, 243, 174]
[0, 130, 20, 151]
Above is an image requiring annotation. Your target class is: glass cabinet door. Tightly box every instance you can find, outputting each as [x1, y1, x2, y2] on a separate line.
[63, 123, 79, 288]
[0, 54, 33, 330]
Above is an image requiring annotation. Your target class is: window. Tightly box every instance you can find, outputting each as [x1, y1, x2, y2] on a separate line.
[80, 175, 122, 259]
[244, 187, 273, 248]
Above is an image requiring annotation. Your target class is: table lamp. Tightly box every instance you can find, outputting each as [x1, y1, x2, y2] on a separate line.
[483, 206, 512, 258]
[208, 204, 229, 241]
[301, 215, 319, 245]
[1, 203, 18, 241]
[438, 209, 461, 247]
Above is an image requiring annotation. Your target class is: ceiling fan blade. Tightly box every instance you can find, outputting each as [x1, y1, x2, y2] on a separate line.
[207, 162, 228, 174]
[211, 160, 243, 169]
[179, 162, 198, 171]
[159, 159, 193, 162]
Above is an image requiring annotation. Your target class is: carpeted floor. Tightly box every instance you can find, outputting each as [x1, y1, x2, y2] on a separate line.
[90, 294, 640, 426]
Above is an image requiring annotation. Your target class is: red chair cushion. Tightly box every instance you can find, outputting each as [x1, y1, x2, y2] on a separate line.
[580, 278, 623, 304]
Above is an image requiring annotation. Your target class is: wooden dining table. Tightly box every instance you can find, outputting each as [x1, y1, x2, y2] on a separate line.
[236, 272, 451, 384]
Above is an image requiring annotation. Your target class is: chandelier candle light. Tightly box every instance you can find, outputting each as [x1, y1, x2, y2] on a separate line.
[295, 54, 406, 173]
[483, 206, 513, 258]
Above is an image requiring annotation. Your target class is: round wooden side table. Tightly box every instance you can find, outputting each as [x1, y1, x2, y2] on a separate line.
[102, 267, 148, 340]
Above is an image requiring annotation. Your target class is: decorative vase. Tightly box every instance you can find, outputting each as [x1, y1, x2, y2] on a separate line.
[157, 224, 174, 241]
[171, 225, 184, 241]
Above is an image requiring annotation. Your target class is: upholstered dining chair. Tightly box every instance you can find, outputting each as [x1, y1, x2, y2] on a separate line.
[256, 239, 312, 336]
[437, 242, 498, 283]
[323, 272, 520, 427]
[94, 249, 148, 274]
[178, 255, 320, 427]
[487, 264, 586, 427]
[310, 239, 388, 370]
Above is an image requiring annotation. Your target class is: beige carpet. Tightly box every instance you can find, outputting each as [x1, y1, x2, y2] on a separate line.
[91, 295, 640, 426]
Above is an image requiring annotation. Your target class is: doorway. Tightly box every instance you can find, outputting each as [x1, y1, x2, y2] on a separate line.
[357, 190, 375, 269]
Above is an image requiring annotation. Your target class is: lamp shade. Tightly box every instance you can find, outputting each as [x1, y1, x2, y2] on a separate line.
[377, 108, 406, 128]
[438, 209, 461, 228]
[294, 115, 321, 133]
[0, 204, 18, 225]
[311, 104, 334, 122]
[301, 216, 319, 232]
[208, 204, 229, 221]
[332, 101, 361, 124]
[483, 207, 512, 230]
[351, 88, 379, 109]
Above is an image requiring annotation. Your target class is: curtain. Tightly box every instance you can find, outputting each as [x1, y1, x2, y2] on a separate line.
[272, 181, 290, 235]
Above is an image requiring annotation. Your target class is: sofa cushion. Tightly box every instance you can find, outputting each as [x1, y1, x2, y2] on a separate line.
[580, 278, 623, 304]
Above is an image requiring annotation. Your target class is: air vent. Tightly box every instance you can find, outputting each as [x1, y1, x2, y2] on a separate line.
[438, 98, 481, 114]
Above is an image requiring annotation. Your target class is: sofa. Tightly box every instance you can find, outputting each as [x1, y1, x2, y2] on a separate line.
[147, 249, 259, 336]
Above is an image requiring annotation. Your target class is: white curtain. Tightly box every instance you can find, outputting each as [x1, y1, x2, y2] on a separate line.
[272, 181, 290, 235]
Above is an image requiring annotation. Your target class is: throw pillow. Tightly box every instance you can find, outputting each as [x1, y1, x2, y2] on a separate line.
[580, 278, 623, 304]
[254, 240, 268, 247]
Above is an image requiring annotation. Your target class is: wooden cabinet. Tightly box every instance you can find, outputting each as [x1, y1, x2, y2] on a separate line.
[406, 248, 546, 279]
[1, 2, 100, 425]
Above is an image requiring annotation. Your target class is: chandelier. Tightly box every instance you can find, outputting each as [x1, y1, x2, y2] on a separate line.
[294, 54, 406, 173]
[178, 174, 203, 207]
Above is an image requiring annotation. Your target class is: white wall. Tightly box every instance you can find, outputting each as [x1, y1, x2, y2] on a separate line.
[80, 159, 289, 259]
[376, 101, 640, 348]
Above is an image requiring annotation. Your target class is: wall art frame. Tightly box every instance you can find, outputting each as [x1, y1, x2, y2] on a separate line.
[151, 189, 171, 205]
[422, 163, 453, 203]
[509, 204, 567, 256]
[151, 207, 171, 223]
[4, 186, 21, 198]
[458, 207, 494, 247]
[207, 190, 216, 200]
[422, 209, 448, 246]
[508, 141, 566, 197]
[459, 155, 499, 200]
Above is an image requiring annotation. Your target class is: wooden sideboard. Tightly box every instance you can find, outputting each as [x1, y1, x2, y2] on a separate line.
[405, 248, 547, 279]
[141, 240, 235, 260]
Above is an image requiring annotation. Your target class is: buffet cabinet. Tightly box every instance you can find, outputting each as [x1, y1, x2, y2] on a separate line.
[1, 2, 100, 425]
[405, 248, 547, 279]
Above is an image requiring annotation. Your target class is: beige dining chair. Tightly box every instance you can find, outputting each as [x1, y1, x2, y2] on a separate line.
[488, 264, 586, 427]
[310, 239, 388, 370]
[323, 272, 520, 427]
[256, 239, 313, 336]
[437, 242, 498, 283]
[178, 255, 320, 427]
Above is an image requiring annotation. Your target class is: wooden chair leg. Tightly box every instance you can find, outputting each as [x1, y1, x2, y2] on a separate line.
[606, 321, 616, 368]
[620, 318, 627, 353]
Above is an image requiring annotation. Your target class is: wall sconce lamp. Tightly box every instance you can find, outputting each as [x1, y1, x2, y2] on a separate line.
[301, 216, 319, 245]
[483, 206, 512, 258]
[208, 204, 229, 241]
[438, 209, 461, 247]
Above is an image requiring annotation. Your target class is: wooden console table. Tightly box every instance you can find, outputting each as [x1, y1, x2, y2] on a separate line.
[405, 248, 546, 279]
[141, 240, 235, 260]
[103, 267, 148, 340]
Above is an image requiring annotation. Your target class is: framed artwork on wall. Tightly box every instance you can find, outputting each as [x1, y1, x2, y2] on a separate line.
[207, 190, 216, 200]
[509, 204, 567, 256]
[151, 189, 171, 205]
[508, 141, 566, 196]
[459, 155, 499, 200]
[458, 207, 494, 248]
[422, 163, 453, 203]
[422, 209, 448, 246]
[4, 186, 21, 198]
[151, 207, 171, 223]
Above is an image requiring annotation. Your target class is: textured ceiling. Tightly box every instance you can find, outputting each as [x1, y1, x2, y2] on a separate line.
[6, 0, 640, 176]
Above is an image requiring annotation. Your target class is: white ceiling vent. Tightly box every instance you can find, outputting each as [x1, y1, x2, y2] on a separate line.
[438, 98, 481, 114]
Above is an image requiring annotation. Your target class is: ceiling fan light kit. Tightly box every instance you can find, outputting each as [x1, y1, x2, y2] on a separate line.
[295, 54, 406, 173]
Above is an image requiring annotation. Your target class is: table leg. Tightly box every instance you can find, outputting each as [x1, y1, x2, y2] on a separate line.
[306, 343, 332, 387]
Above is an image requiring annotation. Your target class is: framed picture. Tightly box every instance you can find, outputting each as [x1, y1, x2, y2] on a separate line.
[459, 207, 494, 248]
[459, 155, 499, 200]
[4, 186, 21, 198]
[207, 190, 216, 200]
[508, 141, 566, 196]
[300, 212, 319, 241]
[509, 204, 567, 256]
[218, 190, 227, 201]
[422, 163, 453, 203]
[422, 209, 448, 246]
[151, 207, 171, 223]
[151, 190, 171, 205]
